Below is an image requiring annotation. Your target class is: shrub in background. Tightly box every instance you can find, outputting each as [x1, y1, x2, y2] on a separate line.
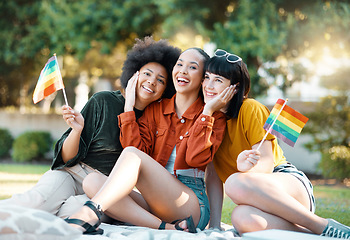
[304, 96, 350, 181]
[319, 146, 350, 180]
[0, 128, 13, 158]
[12, 131, 52, 162]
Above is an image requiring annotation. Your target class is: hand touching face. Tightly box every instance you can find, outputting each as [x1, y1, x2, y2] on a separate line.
[125, 62, 168, 111]
[202, 72, 238, 114]
[136, 62, 168, 105]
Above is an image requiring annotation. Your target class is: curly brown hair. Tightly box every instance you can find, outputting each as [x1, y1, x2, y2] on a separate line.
[120, 36, 181, 98]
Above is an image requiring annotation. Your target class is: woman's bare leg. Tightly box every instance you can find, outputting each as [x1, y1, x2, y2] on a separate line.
[68, 146, 201, 230]
[83, 172, 156, 226]
[225, 172, 328, 234]
[231, 205, 312, 234]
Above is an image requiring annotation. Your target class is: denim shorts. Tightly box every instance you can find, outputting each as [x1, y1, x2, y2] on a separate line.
[177, 175, 210, 230]
[273, 162, 316, 212]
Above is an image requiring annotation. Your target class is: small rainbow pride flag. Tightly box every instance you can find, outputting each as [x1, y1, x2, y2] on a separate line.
[33, 55, 66, 104]
[263, 99, 309, 147]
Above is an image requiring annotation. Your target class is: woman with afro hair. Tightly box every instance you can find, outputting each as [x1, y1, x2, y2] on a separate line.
[65, 47, 233, 235]
[0, 36, 181, 220]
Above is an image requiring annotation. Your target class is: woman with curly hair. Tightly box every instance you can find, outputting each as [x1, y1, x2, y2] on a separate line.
[0, 36, 181, 219]
[65, 48, 234, 234]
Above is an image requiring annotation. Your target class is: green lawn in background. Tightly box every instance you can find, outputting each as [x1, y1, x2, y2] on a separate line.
[313, 186, 350, 226]
[0, 163, 50, 174]
[1, 163, 349, 226]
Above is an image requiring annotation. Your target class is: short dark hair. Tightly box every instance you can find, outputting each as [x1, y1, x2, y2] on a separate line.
[120, 36, 181, 99]
[205, 55, 250, 119]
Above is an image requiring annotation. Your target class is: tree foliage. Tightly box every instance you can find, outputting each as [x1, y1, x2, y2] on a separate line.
[320, 68, 350, 93]
[283, 1, 350, 59]
[38, 0, 165, 58]
[0, 0, 166, 107]
[303, 62, 350, 180]
[0, 0, 350, 106]
[303, 96, 350, 180]
[199, 0, 287, 96]
[199, 0, 350, 97]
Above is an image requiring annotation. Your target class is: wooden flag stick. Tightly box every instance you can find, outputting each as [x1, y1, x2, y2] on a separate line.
[54, 53, 69, 106]
[256, 99, 288, 151]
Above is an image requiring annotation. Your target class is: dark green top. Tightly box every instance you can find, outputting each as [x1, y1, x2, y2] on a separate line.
[51, 90, 143, 176]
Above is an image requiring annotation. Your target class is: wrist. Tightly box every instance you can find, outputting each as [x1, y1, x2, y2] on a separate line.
[124, 105, 133, 112]
[71, 128, 83, 135]
[202, 107, 213, 116]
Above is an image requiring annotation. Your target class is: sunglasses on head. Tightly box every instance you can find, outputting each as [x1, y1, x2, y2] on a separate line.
[214, 49, 242, 63]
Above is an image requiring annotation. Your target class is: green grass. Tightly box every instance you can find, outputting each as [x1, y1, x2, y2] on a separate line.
[0, 163, 51, 200]
[313, 186, 350, 225]
[0, 163, 50, 174]
[222, 185, 350, 226]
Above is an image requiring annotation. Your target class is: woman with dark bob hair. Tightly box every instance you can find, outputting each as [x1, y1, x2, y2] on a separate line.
[65, 47, 233, 235]
[204, 49, 350, 239]
[0, 37, 181, 220]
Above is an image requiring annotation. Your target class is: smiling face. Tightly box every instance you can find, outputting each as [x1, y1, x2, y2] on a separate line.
[172, 49, 205, 97]
[202, 72, 231, 103]
[136, 62, 168, 106]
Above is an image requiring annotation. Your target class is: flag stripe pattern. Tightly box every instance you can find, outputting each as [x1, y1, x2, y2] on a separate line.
[263, 99, 308, 147]
[33, 56, 64, 104]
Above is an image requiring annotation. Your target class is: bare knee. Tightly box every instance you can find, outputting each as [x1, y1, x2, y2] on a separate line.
[82, 172, 107, 198]
[225, 173, 255, 203]
[232, 205, 266, 234]
[119, 146, 154, 168]
[121, 146, 142, 156]
[118, 146, 145, 163]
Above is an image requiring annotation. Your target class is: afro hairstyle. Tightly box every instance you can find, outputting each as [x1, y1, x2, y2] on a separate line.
[120, 36, 181, 99]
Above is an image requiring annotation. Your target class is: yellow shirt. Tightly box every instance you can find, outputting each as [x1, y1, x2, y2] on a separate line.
[213, 98, 287, 183]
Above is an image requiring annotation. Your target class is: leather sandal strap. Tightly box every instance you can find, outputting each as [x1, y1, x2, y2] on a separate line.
[173, 215, 196, 233]
[186, 215, 196, 233]
[158, 221, 166, 230]
[65, 218, 93, 232]
[84, 201, 103, 220]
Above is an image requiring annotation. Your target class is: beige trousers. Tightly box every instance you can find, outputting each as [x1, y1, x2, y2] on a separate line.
[0, 163, 99, 219]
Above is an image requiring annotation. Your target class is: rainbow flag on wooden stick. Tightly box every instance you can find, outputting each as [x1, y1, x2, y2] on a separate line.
[262, 98, 309, 147]
[33, 54, 68, 105]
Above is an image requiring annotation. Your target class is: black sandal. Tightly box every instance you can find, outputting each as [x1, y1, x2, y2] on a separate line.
[65, 201, 104, 235]
[158, 221, 167, 230]
[158, 215, 196, 233]
[174, 215, 196, 233]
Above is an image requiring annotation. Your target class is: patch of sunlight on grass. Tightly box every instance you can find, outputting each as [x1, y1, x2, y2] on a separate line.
[0, 163, 49, 200]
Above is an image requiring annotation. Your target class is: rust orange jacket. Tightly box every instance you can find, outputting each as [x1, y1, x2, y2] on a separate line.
[118, 95, 226, 172]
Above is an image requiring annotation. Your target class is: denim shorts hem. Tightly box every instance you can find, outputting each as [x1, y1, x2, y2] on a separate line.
[176, 175, 210, 230]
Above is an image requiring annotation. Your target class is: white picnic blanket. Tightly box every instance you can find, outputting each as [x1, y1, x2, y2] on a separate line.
[79, 223, 240, 240]
[0, 205, 334, 240]
[0, 204, 240, 240]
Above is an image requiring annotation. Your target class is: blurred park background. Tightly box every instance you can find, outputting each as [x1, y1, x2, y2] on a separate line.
[0, 0, 349, 184]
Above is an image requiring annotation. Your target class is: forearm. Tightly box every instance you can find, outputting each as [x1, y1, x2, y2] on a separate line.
[61, 130, 82, 163]
[186, 112, 226, 167]
[250, 141, 274, 173]
[247, 158, 274, 173]
[237, 141, 275, 173]
[205, 162, 224, 229]
[119, 112, 145, 149]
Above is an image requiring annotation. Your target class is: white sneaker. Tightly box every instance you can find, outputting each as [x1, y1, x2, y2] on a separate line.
[321, 219, 350, 239]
